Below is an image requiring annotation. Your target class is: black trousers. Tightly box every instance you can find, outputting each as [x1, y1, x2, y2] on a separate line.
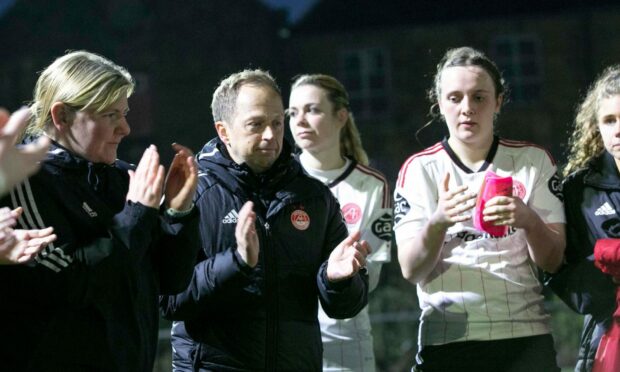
[413, 334, 560, 372]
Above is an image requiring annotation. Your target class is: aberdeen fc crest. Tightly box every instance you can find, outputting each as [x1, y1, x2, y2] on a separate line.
[342, 203, 362, 225]
[512, 180, 527, 199]
[291, 208, 310, 231]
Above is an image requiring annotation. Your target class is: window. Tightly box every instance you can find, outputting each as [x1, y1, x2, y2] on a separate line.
[490, 35, 542, 104]
[339, 48, 390, 118]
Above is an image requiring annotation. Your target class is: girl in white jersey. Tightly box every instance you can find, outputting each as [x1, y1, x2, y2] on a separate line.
[393, 47, 566, 371]
[288, 74, 392, 372]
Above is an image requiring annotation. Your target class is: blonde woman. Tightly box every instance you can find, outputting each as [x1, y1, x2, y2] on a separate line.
[0, 51, 199, 371]
[288, 74, 392, 371]
[548, 65, 620, 371]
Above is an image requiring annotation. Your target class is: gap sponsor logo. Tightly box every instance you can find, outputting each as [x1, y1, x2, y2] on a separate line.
[393, 192, 410, 225]
[548, 172, 563, 201]
[372, 213, 392, 241]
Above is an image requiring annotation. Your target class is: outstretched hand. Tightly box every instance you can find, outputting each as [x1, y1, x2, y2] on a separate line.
[326, 230, 371, 282]
[430, 172, 476, 229]
[126, 145, 165, 209]
[0, 107, 50, 196]
[0, 207, 57, 265]
[164, 143, 198, 211]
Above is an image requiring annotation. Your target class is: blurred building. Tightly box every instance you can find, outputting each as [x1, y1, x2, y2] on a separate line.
[284, 0, 620, 182]
[0, 0, 289, 161]
[1, 1, 618, 369]
[283, 2, 620, 368]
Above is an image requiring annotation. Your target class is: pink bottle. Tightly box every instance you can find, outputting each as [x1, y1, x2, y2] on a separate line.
[473, 171, 513, 237]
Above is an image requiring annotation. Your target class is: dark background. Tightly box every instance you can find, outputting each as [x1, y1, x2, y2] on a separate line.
[2, 0, 616, 370]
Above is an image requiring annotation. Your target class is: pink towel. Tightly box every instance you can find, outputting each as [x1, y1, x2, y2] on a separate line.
[593, 238, 620, 372]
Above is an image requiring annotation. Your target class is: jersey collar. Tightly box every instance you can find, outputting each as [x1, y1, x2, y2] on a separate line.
[441, 136, 499, 174]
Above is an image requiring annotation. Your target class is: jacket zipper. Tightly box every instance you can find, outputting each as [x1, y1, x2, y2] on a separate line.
[259, 217, 278, 371]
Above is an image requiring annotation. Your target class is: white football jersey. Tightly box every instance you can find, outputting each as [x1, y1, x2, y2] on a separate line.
[394, 137, 564, 347]
[300, 156, 392, 372]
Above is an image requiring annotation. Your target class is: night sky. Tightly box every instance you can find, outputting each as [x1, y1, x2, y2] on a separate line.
[259, 0, 318, 22]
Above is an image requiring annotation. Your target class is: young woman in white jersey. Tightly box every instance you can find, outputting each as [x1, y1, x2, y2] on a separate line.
[288, 74, 392, 372]
[393, 47, 566, 371]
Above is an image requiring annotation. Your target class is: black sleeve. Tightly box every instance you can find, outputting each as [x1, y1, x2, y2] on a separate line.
[159, 247, 257, 320]
[152, 207, 201, 295]
[71, 201, 159, 264]
[316, 192, 369, 319]
[546, 178, 616, 318]
[159, 188, 256, 321]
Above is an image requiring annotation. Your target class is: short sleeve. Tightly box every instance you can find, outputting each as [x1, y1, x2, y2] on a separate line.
[393, 157, 438, 242]
[528, 149, 565, 224]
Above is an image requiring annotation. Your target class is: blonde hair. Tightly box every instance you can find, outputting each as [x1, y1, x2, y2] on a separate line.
[28, 50, 134, 137]
[564, 65, 620, 176]
[291, 74, 369, 166]
[211, 69, 281, 123]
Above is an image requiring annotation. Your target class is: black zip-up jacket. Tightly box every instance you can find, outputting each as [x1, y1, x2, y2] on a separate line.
[547, 152, 619, 372]
[0, 141, 200, 372]
[160, 138, 369, 371]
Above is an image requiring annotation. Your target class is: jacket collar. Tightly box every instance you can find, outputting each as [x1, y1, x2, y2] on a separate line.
[33, 138, 127, 203]
[583, 151, 620, 190]
[196, 137, 300, 197]
[26, 136, 117, 172]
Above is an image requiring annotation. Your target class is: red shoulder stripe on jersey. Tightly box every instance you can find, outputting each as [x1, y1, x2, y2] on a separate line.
[498, 139, 556, 166]
[356, 164, 391, 208]
[397, 142, 444, 188]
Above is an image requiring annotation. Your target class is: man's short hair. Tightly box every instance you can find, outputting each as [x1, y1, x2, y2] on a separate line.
[211, 69, 281, 123]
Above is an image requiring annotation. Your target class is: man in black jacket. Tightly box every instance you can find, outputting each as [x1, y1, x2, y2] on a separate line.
[161, 69, 370, 371]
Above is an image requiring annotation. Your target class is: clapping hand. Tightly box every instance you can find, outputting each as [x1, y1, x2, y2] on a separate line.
[430, 172, 476, 228]
[235, 201, 259, 268]
[0, 107, 50, 196]
[0, 207, 56, 265]
[163, 143, 198, 212]
[126, 145, 165, 208]
[326, 230, 371, 282]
